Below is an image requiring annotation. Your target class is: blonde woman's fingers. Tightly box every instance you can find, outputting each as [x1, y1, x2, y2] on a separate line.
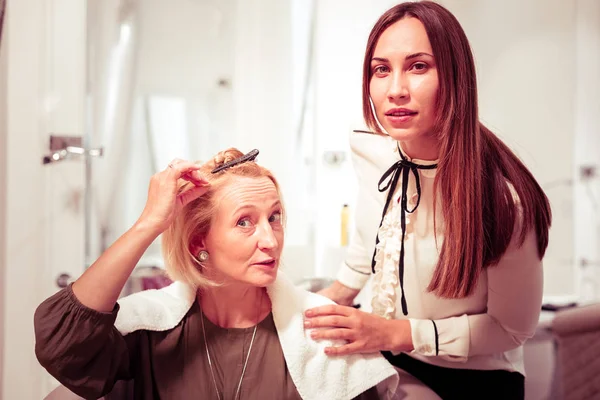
[166, 158, 185, 169]
[166, 161, 204, 179]
[177, 185, 210, 208]
[180, 172, 209, 186]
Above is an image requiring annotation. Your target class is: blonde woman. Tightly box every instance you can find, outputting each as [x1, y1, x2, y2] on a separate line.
[34, 149, 398, 400]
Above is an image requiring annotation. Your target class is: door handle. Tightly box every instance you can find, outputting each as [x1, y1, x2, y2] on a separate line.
[55, 273, 73, 289]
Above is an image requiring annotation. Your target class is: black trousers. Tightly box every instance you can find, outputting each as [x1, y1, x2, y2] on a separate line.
[383, 352, 525, 400]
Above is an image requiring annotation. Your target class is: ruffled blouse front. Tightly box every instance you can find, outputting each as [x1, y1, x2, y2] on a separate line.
[370, 146, 437, 319]
[371, 189, 418, 319]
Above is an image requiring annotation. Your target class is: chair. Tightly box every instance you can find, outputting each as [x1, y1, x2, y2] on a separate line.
[552, 303, 600, 400]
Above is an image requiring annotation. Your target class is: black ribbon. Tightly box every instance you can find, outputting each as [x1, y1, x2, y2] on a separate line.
[371, 145, 437, 316]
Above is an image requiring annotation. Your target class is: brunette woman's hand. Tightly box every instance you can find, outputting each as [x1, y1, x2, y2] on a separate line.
[304, 304, 414, 356]
[137, 159, 210, 234]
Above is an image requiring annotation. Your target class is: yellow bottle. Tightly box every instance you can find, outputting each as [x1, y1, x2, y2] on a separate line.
[341, 204, 349, 247]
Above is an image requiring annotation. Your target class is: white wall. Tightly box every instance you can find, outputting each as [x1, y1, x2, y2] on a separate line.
[1, 0, 87, 398]
[574, 0, 600, 303]
[1, 0, 48, 397]
[0, 1, 7, 391]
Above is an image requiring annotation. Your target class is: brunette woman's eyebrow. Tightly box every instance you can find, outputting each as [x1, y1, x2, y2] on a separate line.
[371, 52, 433, 63]
[405, 52, 434, 60]
[371, 57, 389, 63]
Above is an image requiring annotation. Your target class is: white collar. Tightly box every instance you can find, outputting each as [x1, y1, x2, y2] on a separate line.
[394, 140, 438, 178]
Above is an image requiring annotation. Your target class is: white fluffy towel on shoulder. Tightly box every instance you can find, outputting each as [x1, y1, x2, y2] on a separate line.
[115, 271, 399, 400]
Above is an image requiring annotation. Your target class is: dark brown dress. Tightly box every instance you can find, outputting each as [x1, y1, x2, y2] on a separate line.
[34, 286, 380, 400]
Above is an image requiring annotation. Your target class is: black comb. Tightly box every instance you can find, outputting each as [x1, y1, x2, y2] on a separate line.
[211, 149, 259, 174]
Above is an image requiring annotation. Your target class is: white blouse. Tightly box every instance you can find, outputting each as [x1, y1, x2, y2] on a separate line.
[336, 131, 544, 374]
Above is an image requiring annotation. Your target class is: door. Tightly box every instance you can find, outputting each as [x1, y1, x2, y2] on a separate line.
[1, 0, 87, 398]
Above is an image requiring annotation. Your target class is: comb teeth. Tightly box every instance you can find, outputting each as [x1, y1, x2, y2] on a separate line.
[211, 149, 260, 174]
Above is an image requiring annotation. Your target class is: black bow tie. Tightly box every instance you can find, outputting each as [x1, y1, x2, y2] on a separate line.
[370, 145, 437, 316]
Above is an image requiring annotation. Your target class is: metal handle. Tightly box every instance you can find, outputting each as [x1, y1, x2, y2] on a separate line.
[42, 135, 104, 165]
[56, 273, 73, 288]
[43, 146, 104, 164]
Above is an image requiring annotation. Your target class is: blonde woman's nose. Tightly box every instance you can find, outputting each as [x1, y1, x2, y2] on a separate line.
[257, 223, 278, 250]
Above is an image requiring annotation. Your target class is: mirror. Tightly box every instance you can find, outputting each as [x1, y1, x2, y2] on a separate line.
[85, 0, 317, 284]
[84, 0, 600, 301]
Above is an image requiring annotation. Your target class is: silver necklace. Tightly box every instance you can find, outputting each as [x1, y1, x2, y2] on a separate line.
[200, 309, 258, 400]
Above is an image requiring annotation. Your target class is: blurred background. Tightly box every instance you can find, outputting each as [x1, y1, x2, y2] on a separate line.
[0, 0, 599, 398]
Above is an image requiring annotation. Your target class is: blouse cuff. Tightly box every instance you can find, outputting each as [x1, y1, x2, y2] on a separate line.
[409, 315, 470, 362]
[336, 262, 370, 290]
[64, 283, 120, 322]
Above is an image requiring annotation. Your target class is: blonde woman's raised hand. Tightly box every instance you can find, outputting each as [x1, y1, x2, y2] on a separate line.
[137, 159, 210, 234]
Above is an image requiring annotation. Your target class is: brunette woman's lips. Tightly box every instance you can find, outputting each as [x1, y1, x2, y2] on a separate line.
[385, 108, 417, 124]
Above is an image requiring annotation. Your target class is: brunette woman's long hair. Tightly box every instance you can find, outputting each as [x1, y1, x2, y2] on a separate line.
[362, 1, 552, 298]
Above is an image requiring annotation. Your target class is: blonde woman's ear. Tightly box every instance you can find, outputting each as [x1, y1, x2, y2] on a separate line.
[196, 250, 209, 262]
[190, 240, 209, 262]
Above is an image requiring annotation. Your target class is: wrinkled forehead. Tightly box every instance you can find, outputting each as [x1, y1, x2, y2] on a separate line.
[214, 175, 281, 211]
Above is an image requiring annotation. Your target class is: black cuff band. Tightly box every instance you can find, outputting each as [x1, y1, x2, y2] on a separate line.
[431, 320, 439, 356]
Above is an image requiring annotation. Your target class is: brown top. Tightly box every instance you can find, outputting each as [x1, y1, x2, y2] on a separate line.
[34, 286, 380, 400]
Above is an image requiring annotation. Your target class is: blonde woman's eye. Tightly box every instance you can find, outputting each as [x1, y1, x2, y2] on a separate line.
[237, 219, 252, 228]
[269, 212, 282, 223]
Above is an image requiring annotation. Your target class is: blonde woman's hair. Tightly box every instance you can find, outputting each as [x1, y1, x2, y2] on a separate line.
[161, 148, 284, 288]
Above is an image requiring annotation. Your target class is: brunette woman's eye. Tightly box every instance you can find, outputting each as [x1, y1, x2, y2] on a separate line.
[373, 65, 390, 75]
[410, 62, 429, 72]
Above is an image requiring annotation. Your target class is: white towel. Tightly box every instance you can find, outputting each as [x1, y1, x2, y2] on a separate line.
[115, 271, 399, 400]
[115, 281, 196, 334]
[268, 272, 399, 400]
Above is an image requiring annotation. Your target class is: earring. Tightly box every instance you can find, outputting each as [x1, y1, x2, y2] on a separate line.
[197, 250, 209, 262]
